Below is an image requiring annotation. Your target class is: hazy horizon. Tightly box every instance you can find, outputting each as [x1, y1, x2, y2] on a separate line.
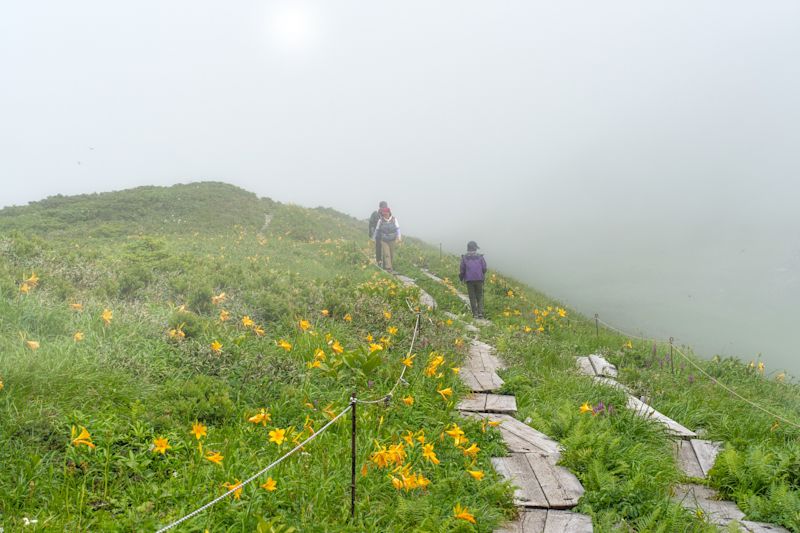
[3, 1, 799, 373]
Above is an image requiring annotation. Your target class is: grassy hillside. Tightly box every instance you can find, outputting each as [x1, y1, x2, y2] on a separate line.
[0, 182, 798, 532]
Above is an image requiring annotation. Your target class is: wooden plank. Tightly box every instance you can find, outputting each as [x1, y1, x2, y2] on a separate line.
[456, 393, 487, 412]
[474, 370, 505, 391]
[673, 483, 745, 526]
[739, 520, 791, 532]
[588, 354, 617, 378]
[543, 510, 593, 533]
[626, 395, 697, 438]
[496, 510, 593, 533]
[495, 509, 548, 533]
[592, 376, 629, 392]
[575, 357, 596, 377]
[526, 453, 584, 509]
[421, 269, 443, 282]
[470, 340, 506, 371]
[394, 274, 416, 287]
[674, 440, 704, 478]
[491, 455, 549, 508]
[485, 394, 517, 414]
[691, 440, 722, 478]
[458, 369, 484, 392]
[463, 412, 561, 459]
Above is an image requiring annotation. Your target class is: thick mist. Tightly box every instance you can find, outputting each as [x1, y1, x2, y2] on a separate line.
[2, 1, 798, 373]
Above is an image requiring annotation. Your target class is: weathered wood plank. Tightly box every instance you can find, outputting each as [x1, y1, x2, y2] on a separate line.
[394, 274, 416, 287]
[469, 340, 506, 371]
[457, 393, 487, 412]
[525, 453, 584, 509]
[691, 440, 722, 478]
[485, 394, 518, 414]
[674, 440, 705, 478]
[495, 510, 593, 533]
[543, 510, 593, 533]
[459, 369, 494, 392]
[739, 520, 791, 532]
[626, 395, 697, 438]
[673, 483, 745, 526]
[592, 376, 629, 392]
[575, 357, 596, 377]
[491, 455, 549, 508]
[495, 509, 548, 533]
[463, 412, 561, 458]
[588, 354, 618, 378]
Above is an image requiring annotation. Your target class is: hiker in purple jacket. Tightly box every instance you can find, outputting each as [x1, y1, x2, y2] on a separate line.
[459, 241, 487, 319]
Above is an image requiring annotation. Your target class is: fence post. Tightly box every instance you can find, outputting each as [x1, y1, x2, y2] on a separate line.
[594, 314, 599, 337]
[350, 392, 357, 519]
[669, 337, 674, 374]
[439, 243, 442, 261]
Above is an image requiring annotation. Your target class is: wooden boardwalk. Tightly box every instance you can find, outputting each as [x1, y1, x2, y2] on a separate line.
[576, 353, 789, 532]
[402, 270, 593, 531]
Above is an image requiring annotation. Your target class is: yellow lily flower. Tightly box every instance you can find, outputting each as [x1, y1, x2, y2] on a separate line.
[191, 421, 207, 440]
[269, 428, 286, 446]
[101, 308, 113, 326]
[421, 443, 440, 465]
[210, 340, 222, 354]
[468, 470, 485, 481]
[219, 310, 230, 322]
[437, 387, 452, 401]
[277, 339, 292, 351]
[152, 437, 171, 454]
[223, 480, 243, 500]
[343, 313, 352, 322]
[402, 395, 414, 406]
[205, 450, 224, 465]
[71, 426, 96, 449]
[299, 319, 311, 331]
[580, 402, 592, 414]
[26, 340, 40, 350]
[248, 408, 272, 426]
[70, 303, 83, 311]
[454, 503, 476, 524]
[261, 477, 277, 492]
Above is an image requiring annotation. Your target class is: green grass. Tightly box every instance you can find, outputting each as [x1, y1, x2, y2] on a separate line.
[1, 182, 798, 531]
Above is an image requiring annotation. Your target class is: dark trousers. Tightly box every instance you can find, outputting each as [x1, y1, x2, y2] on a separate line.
[374, 238, 382, 265]
[466, 280, 484, 318]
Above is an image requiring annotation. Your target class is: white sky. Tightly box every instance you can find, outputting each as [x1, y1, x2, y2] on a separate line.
[2, 1, 799, 370]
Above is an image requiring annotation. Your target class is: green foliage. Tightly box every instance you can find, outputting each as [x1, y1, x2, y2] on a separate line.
[1, 183, 797, 531]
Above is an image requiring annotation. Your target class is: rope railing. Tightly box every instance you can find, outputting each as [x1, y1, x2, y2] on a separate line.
[594, 316, 800, 430]
[156, 277, 432, 530]
[155, 404, 353, 533]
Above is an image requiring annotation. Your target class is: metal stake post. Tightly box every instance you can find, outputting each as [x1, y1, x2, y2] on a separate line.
[594, 314, 599, 337]
[350, 392, 357, 519]
[669, 337, 675, 374]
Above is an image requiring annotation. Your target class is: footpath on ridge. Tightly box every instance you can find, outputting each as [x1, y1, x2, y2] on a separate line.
[401, 267, 790, 533]
[398, 269, 593, 533]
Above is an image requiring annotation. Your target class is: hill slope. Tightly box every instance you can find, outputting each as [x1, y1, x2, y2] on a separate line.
[0, 182, 798, 532]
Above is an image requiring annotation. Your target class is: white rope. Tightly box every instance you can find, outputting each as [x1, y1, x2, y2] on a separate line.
[595, 316, 800, 430]
[155, 404, 353, 532]
[356, 304, 421, 405]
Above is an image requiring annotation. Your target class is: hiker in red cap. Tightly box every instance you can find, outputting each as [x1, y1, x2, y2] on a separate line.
[372, 206, 401, 273]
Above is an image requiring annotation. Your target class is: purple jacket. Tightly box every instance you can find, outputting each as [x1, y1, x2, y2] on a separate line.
[460, 252, 487, 282]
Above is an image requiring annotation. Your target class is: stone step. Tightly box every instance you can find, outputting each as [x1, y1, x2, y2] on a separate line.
[461, 412, 561, 459]
[674, 439, 723, 478]
[492, 453, 584, 509]
[495, 509, 593, 533]
[626, 395, 697, 439]
[457, 393, 518, 414]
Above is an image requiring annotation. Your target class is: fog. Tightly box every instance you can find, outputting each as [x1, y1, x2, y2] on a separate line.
[2, 2, 799, 373]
